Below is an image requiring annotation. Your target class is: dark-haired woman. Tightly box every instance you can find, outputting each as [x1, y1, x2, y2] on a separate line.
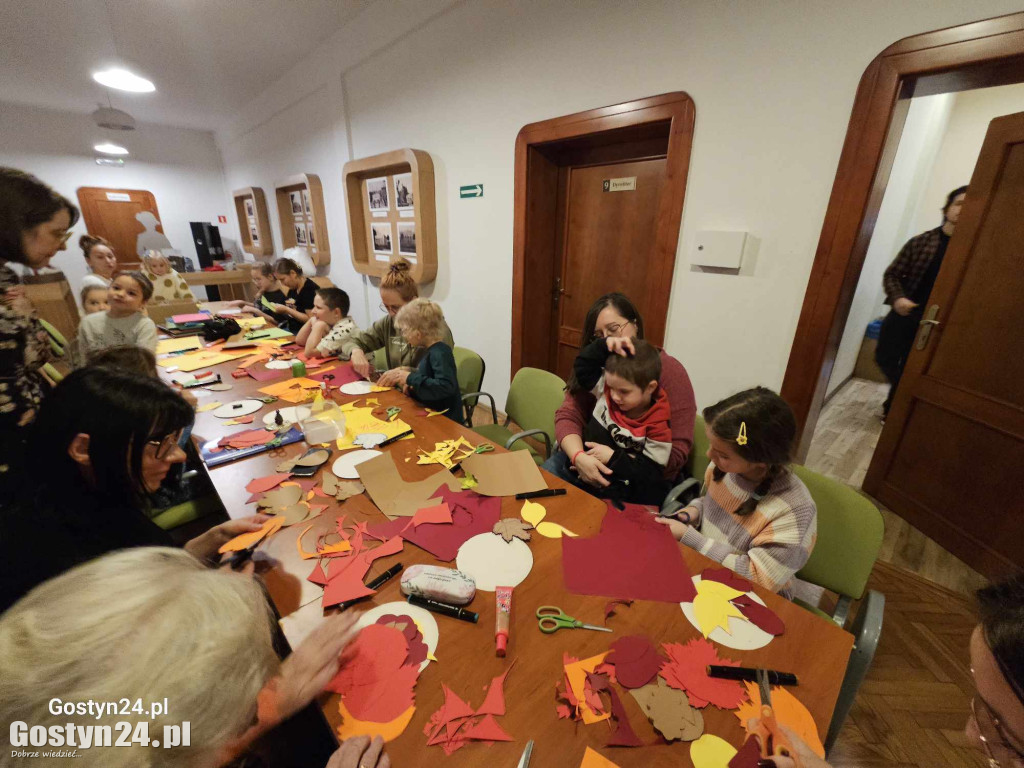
[543, 292, 697, 491]
[0, 168, 79, 487]
[272, 257, 318, 333]
[79, 234, 118, 290]
[655, 387, 817, 596]
[0, 367, 266, 612]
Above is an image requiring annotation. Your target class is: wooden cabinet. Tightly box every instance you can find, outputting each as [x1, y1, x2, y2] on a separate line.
[274, 174, 330, 265]
[233, 187, 274, 258]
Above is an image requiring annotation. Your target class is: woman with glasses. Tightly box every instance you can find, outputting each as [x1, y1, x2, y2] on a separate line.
[0, 168, 79, 489]
[542, 292, 697, 493]
[343, 258, 454, 384]
[0, 367, 267, 612]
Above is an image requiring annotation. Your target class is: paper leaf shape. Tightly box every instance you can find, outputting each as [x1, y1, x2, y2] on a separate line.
[629, 678, 704, 742]
[728, 736, 762, 768]
[580, 747, 622, 768]
[660, 638, 748, 710]
[691, 733, 738, 768]
[245, 472, 292, 495]
[605, 685, 643, 747]
[335, 480, 365, 501]
[476, 660, 516, 716]
[278, 502, 311, 527]
[492, 518, 533, 543]
[217, 516, 284, 553]
[731, 595, 785, 636]
[536, 521, 578, 538]
[702, 567, 752, 592]
[734, 681, 826, 758]
[520, 499, 546, 526]
[693, 577, 748, 637]
[606, 635, 664, 689]
[257, 484, 304, 510]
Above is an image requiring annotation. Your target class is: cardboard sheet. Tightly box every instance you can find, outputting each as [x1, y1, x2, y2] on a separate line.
[461, 450, 546, 497]
[356, 452, 461, 520]
[562, 502, 696, 603]
[629, 678, 704, 742]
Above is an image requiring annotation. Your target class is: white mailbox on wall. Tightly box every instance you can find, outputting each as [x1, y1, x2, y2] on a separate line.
[692, 230, 749, 269]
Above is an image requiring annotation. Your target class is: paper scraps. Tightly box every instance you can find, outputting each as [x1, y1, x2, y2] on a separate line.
[461, 450, 545, 497]
[455, 532, 533, 592]
[630, 678, 704, 742]
[559, 653, 610, 725]
[605, 682, 643, 746]
[682, 573, 784, 650]
[734, 681, 826, 758]
[460, 472, 478, 490]
[335, 407, 413, 451]
[356, 452, 461, 520]
[320, 520, 405, 608]
[411, 502, 452, 527]
[257, 483, 304, 510]
[245, 473, 292, 495]
[579, 747, 621, 768]
[257, 377, 323, 404]
[690, 733, 738, 768]
[520, 499, 577, 538]
[659, 638, 748, 710]
[606, 635, 665, 689]
[218, 516, 284, 554]
[424, 661, 517, 755]
[416, 437, 478, 470]
[732, 594, 785, 636]
[728, 736, 763, 768]
[321, 469, 365, 501]
[562, 502, 696, 603]
[604, 599, 633, 622]
[215, 428, 278, 451]
[355, 601, 440, 671]
[492, 518, 533, 543]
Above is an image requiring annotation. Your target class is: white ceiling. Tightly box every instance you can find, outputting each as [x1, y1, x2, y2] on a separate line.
[0, 0, 376, 131]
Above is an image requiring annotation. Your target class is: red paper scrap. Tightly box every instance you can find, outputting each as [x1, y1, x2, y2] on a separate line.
[309, 363, 363, 386]
[375, 614, 430, 668]
[245, 472, 292, 495]
[246, 362, 289, 382]
[604, 599, 634, 622]
[702, 567, 753, 593]
[731, 595, 786, 636]
[606, 685, 643, 747]
[307, 560, 329, 586]
[562, 502, 696, 603]
[606, 635, 665, 690]
[476, 660, 516, 716]
[411, 502, 452, 527]
[660, 638, 748, 710]
[217, 428, 276, 450]
[424, 662, 518, 754]
[322, 532, 404, 608]
[728, 736, 763, 768]
[326, 624, 417, 723]
[461, 714, 513, 742]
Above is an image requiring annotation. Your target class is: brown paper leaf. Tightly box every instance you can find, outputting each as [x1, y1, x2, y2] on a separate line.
[296, 448, 331, 467]
[630, 678, 704, 742]
[334, 480, 365, 501]
[276, 456, 299, 473]
[492, 518, 533, 543]
[278, 502, 311, 527]
[321, 469, 338, 497]
[258, 484, 304, 510]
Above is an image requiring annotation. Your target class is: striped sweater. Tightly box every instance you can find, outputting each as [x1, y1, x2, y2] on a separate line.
[680, 463, 817, 596]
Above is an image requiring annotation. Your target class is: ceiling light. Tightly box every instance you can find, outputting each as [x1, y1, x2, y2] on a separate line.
[92, 68, 155, 93]
[94, 143, 129, 155]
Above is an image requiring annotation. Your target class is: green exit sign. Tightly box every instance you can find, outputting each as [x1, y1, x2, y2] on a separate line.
[459, 184, 483, 198]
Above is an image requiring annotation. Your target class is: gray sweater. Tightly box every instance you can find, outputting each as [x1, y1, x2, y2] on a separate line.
[74, 311, 158, 367]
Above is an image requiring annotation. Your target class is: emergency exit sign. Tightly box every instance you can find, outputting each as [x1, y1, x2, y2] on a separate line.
[459, 184, 483, 198]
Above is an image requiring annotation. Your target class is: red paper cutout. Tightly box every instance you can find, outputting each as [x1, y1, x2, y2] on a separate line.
[309, 363, 363, 386]
[732, 595, 786, 636]
[476, 661, 516, 716]
[462, 714, 513, 742]
[411, 502, 452, 527]
[321, 532, 404, 607]
[729, 735, 763, 768]
[562, 502, 696, 603]
[604, 599, 634, 622]
[326, 624, 418, 723]
[605, 685, 643, 747]
[307, 560, 328, 586]
[660, 638, 748, 710]
[245, 472, 292, 495]
[702, 566, 753, 592]
[425, 663, 518, 754]
[606, 635, 665, 690]
[217, 428, 276, 450]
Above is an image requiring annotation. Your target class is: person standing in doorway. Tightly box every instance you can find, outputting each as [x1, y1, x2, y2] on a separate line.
[876, 185, 967, 421]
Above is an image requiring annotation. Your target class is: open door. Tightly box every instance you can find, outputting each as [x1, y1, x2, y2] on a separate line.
[863, 112, 1024, 580]
[76, 187, 164, 265]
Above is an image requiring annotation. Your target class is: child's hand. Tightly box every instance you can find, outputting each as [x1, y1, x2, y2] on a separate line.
[271, 303, 288, 314]
[584, 441, 614, 465]
[655, 516, 689, 539]
[377, 368, 409, 388]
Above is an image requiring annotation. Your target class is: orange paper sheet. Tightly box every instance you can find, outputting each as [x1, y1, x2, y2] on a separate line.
[564, 653, 610, 725]
[580, 747, 621, 768]
[337, 700, 415, 743]
[734, 682, 826, 758]
[258, 377, 323, 404]
[158, 348, 252, 372]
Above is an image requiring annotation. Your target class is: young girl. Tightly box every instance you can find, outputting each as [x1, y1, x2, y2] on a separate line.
[295, 287, 359, 358]
[227, 262, 287, 325]
[141, 249, 194, 305]
[80, 285, 108, 315]
[271, 257, 317, 333]
[79, 234, 117, 290]
[656, 387, 817, 596]
[74, 271, 158, 365]
[390, 298, 462, 422]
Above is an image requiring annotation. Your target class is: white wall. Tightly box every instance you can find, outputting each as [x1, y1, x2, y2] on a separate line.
[912, 82, 1024, 235]
[218, 0, 1024, 408]
[0, 100, 230, 300]
[826, 94, 954, 397]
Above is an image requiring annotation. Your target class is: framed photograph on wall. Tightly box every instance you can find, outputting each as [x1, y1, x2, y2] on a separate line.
[371, 222, 392, 258]
[397, 221, 417, 260]
[244, 198, 255, 217]
[394, 173, 414, 210]
[250, 226, 260, 245]
[307, 222, 316, 247]
[302, 189, 311, 215]
[295, 223, 308, 246]
[366, 177, 389, 211]
[289, 191, 303, 215]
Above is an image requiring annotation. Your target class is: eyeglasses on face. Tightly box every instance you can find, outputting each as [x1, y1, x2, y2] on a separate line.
[591, 320, 634, 342]
[146, 431, 184, 460]
[972, 696, 1024, 768]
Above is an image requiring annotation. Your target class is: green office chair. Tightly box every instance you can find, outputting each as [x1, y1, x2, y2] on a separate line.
[660, 414, 710, 514]
[149, 494, 224, 531]
[452, 346, 486, 425]
[791, 465, 885, 755]
[466, 367, 565, 463]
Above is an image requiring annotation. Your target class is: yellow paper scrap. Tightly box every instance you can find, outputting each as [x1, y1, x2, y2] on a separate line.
[366, 398, 379, 406]
[425, 408, 448, 417]
[579, 747, 622, 768]
[158, 348, 251, 372]
[520, 499, 577, 538]
[236, 316, 267, 330]
[689, 734, 737, 768]
[196, 401, 223, 413]
[156, 336, 202, 355]
[460, 473, 478, 490]
[258, 377, 323, 404]
[693, 578, 747, 638]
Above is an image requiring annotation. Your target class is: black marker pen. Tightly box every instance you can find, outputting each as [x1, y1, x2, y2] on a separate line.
[407, 594, 479, 624]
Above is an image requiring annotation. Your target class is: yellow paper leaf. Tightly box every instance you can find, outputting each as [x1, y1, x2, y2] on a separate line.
[535, 521, 578, 538]
[365, 398, 379, 406]
[520, 499, 546, 526]
[196, 401, 222, 413]
[693, 579, 747, 637]
[690, 734, 737, 768]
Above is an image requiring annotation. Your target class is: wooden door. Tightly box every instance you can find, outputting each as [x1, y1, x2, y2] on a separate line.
[553, 158, 667, 379]
[76, 187, 163, 265]
[863, 112, 1024, 580]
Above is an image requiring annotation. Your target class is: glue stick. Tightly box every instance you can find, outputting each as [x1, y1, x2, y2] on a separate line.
[495, 586, 513, 657]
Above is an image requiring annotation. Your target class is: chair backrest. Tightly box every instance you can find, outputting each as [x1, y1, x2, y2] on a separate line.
[686, 414, 711, 483]
[453, 346, 485, 406]
[792, 465, 884, 600]
[505, 367, 566, 442]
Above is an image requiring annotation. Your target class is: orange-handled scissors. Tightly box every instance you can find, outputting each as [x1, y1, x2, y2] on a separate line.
[754, 669, 795, 761]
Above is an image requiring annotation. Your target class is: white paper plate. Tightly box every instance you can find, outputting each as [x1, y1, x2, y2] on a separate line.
[355, 601, 439, 672]
[339, 380, 375, 395]
[679, 575, 774, 650]
[455, 533, 533, 592]
[212, 399, 265, 418]
[262, 406, 312, 428]
[332, 449, 383, 479]
[265, 359, 293, 370]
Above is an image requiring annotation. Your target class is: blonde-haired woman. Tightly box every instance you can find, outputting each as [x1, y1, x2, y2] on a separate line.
[343, 259, 453, 382]
[390, 298, 462, 422]
[0, 548, 391, 768]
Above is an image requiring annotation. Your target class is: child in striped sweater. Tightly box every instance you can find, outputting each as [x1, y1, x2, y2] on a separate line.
[656, 387, 817, 596]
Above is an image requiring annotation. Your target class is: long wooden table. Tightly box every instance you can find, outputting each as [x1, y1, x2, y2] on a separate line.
[168, 341, 853, 768]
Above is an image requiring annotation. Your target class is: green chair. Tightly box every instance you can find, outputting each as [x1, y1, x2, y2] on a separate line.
[371, 347, 388, 372]
[791, 465, 885, 755]
[452, 346, 487, 425]
[41, 363, 64, 385]
[467, 367, 566, 463]
[660, 414, 709, 514]
[149, 494, 224, 531]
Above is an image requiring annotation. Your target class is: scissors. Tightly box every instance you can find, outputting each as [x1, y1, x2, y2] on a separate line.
[753, 668, 795, 760]
[536, 606, 613, 634]
[516, 740, 533, 768]
[470, 443, 494, 455]
[385, 406, 402, 422]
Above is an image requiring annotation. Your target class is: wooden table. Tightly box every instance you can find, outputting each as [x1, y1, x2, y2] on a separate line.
[181, 265, 254, 302]
[168, 347, 854, 768]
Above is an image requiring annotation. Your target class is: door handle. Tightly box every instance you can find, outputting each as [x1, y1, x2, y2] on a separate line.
[915, 305, 941, 350]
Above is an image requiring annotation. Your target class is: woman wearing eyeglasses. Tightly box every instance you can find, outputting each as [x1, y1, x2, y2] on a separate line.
[543, 292, 697, 492]
[0, 168, 80, 492]
[0, 366, 267, 612]
[343, 258, 454, 384]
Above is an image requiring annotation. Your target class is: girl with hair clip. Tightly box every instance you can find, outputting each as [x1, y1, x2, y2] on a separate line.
[79, 233, 118, 290]
[73, 270, 158, 365]
[226, 261, 287, 325]
[0, 367, 268, 612]
[655, 387, 817, 597]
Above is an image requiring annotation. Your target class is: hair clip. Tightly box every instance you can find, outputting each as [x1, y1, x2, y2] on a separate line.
[736, 422, 748, 446]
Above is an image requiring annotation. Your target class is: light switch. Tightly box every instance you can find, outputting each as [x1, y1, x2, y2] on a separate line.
[692, 231, 748, 269]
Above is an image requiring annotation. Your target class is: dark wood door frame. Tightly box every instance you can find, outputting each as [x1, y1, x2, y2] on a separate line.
[511, 93, 695, 376]
[780, 12, 1024, 456]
